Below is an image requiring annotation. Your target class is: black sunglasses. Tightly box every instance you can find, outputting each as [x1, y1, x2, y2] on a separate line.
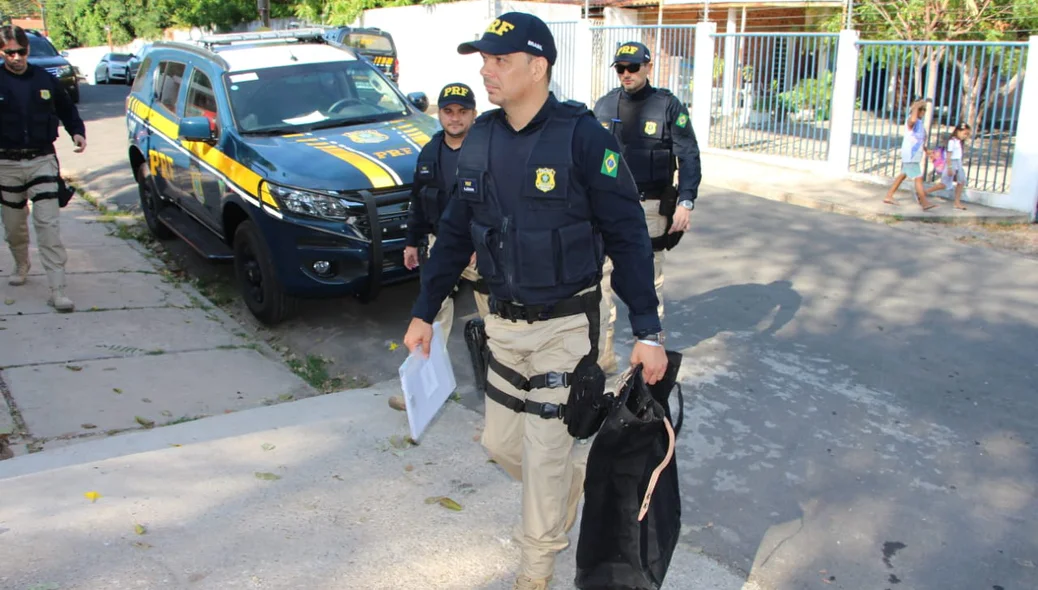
[3, 48, 28, 57]
[614, 63, 642, 75]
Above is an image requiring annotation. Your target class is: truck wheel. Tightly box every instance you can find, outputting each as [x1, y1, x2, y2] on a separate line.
[234, 220, 292, 325]
[138, 164, 173, 239]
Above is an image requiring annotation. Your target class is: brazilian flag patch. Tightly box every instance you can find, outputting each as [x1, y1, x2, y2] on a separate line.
[601, 149, 619, 178]
[676, 113, 688, 128]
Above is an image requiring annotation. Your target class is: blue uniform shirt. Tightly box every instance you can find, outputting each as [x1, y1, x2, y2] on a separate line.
[411, 94, 662, 338]
[405, 135, 461, 246]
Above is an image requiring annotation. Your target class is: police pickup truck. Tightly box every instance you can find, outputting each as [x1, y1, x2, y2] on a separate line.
[124, 29, 436, 324]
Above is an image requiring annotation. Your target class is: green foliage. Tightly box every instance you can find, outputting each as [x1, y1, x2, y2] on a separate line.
[42, 0, 450, 48]
[776, 71, 835, 120]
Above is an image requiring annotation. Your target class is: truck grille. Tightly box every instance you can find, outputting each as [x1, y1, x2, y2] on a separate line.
[355, 210, 409, 241]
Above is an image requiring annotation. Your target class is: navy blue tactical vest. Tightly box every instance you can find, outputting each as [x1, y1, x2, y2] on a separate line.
[593, 88, 674, 193]
[0, 65, 61, 149]
[413, 131, 446, 232]
[455, 101, 603, 306]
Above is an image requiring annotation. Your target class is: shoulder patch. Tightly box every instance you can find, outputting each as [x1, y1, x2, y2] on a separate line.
[676, 113, 689, 128]
[600, 149, 619, 178]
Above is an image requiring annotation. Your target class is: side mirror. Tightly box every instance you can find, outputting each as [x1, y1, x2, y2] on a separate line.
[179, 116, 217, 144]
[407, 92, 428, 113]
[60, 51, 69, 58]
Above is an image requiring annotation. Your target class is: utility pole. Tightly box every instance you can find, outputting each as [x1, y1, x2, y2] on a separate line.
[105, 25, 112, 51]
[844, 0, 854, 29]
[258, 0, 271, 29]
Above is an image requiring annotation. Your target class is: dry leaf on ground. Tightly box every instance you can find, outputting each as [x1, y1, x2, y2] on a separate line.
[254, 472, 281, 481]
[84, 491, 101, 503]
[424, 496, 463, 511]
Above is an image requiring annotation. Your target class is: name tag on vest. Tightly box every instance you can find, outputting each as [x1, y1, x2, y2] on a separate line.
[459, 177, 479, 195]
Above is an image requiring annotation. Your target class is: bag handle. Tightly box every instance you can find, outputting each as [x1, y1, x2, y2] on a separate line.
[637, 414, 676, 522]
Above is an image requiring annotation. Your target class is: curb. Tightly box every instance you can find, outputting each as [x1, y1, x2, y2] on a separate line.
[710, 178, 1034, 226]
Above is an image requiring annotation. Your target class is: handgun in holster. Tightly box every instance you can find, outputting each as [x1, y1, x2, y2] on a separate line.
[563, 355, 610, 440]
[464, 318, 490, 393]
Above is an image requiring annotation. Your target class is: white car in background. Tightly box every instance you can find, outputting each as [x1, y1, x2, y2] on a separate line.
[94, 52, 133, 84]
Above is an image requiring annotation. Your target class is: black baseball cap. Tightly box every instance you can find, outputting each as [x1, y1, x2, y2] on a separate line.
[612, 41, 652, 65]
[438, 82, 476, 109]
[457, 12, 558, 66]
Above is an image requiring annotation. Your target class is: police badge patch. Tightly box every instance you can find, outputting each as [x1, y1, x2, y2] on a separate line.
[40, 89, 51, 100]
[643, 121, 658, 135]
[344, 129, 389, 144]
[535, 168, 556, 192]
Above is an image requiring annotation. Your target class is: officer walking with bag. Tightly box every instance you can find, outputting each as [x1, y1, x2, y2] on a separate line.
[1, 26, 85, 312]
[389, 82, 489, 412]
[402, 13, 668, 590]
[593, 41, 701, 372]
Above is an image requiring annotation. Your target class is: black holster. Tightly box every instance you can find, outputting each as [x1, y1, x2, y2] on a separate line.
[57, 176, 75, 208]
[650, 185, 684, 253]
[563, 355, 609, 440]
[656, 184, 678, 218]
[464, 318, 489, 393]
[562, 287, 610, 440]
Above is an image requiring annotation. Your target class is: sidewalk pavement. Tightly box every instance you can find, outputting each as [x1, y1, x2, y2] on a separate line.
[701, 150, 1033, 224]
[0, 191, 749, 589]
[0, 197, 316, 456]
[0, 379, 750, 590]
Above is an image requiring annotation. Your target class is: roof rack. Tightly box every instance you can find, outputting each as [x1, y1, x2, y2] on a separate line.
[196, 28, 329, 49]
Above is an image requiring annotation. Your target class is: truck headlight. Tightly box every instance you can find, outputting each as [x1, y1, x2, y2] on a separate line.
[265, 183, 355, 221]
[56, 65, 73, 77]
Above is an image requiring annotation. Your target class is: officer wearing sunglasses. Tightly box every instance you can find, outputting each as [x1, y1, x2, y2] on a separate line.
[0, 26, 86, 312]
[592, 41, 701, 373]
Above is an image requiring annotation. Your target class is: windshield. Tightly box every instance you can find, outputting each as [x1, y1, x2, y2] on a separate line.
[28, 36, 59, 58]
[226, 60, 410, 134]
[110, 53, 132, 63]
[344, 33, 393, 53]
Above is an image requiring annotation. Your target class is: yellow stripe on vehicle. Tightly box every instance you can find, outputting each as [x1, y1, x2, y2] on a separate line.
[258, 182, 280, 209]
[333, 142, 403, 185]
[305, 143, 397, 189]
[130, 97, 400, 194]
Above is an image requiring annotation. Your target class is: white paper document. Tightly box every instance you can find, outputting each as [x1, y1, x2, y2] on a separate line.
[398, 321, 457, 441]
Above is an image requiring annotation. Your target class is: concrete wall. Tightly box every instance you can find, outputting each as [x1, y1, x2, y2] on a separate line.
[351, 1, 582, 111]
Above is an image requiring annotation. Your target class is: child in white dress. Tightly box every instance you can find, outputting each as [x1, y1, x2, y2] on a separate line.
[926, 123, 971, 210]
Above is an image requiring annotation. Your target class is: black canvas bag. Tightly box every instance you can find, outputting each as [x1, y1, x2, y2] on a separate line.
[575, 352, 684, 590]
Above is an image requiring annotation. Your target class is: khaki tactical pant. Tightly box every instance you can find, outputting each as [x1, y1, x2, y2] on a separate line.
[0, 154, 68, 287]
[482, 310, 591, 579]
[428, 233, 491, 339]
[598, 199, 666, 371]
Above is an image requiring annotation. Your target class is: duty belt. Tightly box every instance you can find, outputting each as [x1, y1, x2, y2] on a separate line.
[639, 189, 663, 201]
[491, 289, 598, 323]
[0, 147, 52, 161]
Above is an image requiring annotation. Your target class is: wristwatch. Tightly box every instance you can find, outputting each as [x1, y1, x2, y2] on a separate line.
[637, 331, 665, 346]
[678, 199, 694, 211]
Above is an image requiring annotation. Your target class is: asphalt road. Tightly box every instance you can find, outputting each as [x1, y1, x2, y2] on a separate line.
[58, 83, 1038, 590]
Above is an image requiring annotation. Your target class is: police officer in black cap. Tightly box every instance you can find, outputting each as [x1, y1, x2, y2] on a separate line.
[388, 82, 487, 412]
[402, 11, 667, 590]
[593, 41, 701, 373]
[1, 25, 85, 312]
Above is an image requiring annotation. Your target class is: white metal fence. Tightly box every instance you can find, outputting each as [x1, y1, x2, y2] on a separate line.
[543, 20, 1037, 216]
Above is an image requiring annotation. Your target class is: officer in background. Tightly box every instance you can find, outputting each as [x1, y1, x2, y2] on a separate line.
[0, 26, 85, 312]
[402, 13, 667, 590]
[388, 82, 487, 412]
[593, 41, 701, 373]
